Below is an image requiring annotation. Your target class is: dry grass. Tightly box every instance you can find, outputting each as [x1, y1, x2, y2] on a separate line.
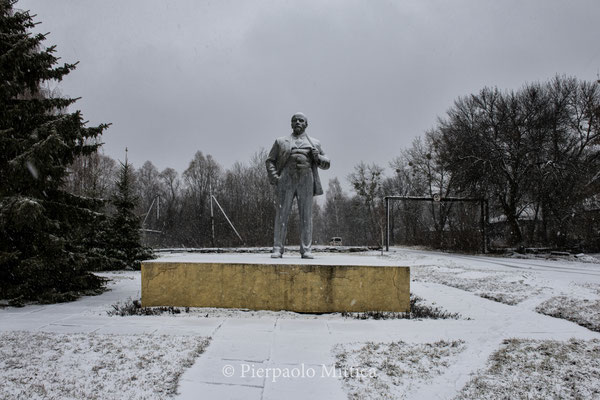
[341, 295, 463, 320]
[0, 331, 210, 400]
[412, 266, 541, 305]
[456, 338, 600, 400]
[333, 340, 466, 399]
[536, 296, 600, 332]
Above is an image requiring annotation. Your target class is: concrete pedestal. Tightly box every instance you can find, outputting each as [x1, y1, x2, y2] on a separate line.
[141, 255, 409, 313]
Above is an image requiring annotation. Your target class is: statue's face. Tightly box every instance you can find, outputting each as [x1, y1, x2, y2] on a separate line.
[291, 114, 308, 135]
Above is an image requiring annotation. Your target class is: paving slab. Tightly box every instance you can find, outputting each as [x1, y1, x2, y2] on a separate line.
[276, 319, 330, 333]
[270, 333, 335, 365]
[205, 338, 273, 363]
[177, 382, 263, 400]
[218, 318, 277, 334]
[37, 323, 102, 334]
[178, 357, 266, 387]
[261, 362, 347, 400]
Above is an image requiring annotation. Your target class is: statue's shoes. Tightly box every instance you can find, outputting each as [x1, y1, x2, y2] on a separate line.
[301, 253, 314, 259]
[271, 252, 283, 258]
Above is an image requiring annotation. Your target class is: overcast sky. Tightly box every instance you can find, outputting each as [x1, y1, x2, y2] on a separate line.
[17, 0, 600, 192]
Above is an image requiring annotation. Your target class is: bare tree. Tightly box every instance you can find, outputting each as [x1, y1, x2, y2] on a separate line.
[64, 151, 118, 199]
[181, 151, 222, 246]
[434, 76, 600, 248]
[215, 149, 275, 246]
[535, 77, 600, 246]
[437, 86, 542, 244]
[136, 161, 161, 223]
[156, 167, 183, 246]
[348, 162, 385, 245]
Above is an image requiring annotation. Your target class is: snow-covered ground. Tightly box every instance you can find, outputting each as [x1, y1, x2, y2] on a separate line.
[402, 248, 600, 331]
[1, 248, 599, 399]
[455, 338, 600, 399]
[0, 331, 209, 400]
[334, 339, 467, 399]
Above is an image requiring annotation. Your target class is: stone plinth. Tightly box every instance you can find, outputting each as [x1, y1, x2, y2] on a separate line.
[141, 258, 409, 313]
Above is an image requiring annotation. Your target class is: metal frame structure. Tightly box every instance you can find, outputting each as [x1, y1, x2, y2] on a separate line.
[384, 196, 489, 253]
[209, 183, 244, 246]
[140, 186, 245, 246]
[140, 196, 162, 236]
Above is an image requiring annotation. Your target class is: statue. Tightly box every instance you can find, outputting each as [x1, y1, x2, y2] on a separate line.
[266, 113, 330, 258]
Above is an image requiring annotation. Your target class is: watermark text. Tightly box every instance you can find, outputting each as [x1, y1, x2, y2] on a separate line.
[222, 363, 376, 382]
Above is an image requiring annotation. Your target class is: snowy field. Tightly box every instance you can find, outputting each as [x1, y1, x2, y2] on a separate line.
[0, 248, 599, 399]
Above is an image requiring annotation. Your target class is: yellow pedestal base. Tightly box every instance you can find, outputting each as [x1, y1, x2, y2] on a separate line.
[141, 261, 410, 313]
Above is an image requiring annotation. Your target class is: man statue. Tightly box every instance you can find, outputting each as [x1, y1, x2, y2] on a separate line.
[266, 113, 330, 259]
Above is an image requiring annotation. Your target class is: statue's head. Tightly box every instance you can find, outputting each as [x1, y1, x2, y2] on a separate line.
[291, 112, 308, 135]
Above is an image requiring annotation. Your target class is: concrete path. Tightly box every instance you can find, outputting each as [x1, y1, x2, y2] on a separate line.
[175, 279, 599, 399]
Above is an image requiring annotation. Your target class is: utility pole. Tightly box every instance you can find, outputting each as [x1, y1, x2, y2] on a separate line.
[209, 182, 216, 247]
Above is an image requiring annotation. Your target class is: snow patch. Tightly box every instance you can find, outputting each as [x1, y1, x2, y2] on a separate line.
[456, 339, 600, 399]
[333, 340, 466, 399]
[0, 331, 210, 400]
[536, 296, 600, 332]
[412, 266, 541, 305]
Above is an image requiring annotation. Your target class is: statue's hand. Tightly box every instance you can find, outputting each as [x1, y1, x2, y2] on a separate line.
[311, 148, 320, 163]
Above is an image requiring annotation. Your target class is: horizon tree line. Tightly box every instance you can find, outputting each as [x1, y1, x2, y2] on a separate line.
[66, 75, 600, 252]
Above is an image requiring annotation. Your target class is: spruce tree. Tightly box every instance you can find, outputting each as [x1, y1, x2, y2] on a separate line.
[107, 157, 153, 270]
[0, 1, 109, 303]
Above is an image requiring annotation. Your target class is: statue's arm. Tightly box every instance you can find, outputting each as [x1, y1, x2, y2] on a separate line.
[265, 140, 280, 184]
[314, 142, 330, 170]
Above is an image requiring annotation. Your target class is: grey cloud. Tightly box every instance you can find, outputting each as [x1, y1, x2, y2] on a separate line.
[17, 0, 600, 191]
